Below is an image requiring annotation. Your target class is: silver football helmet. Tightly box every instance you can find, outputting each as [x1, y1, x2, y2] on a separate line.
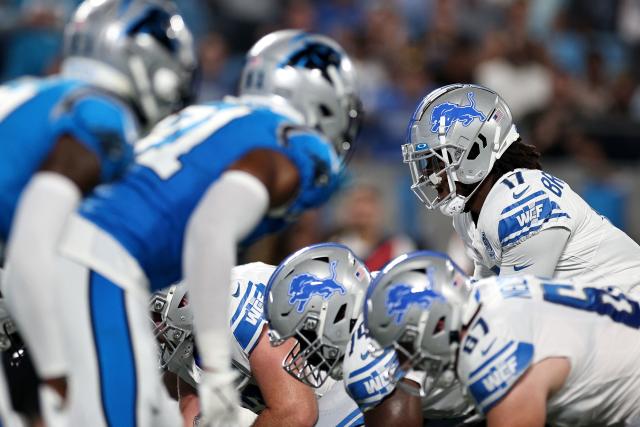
[0, 298, 18, 352]
[62, 0, 197, 127]
[365, 251, 471, 394]
[150, 284, 195, 370]
[402, 84, 520, 216]
[265, 243, 370, 388]
[239, 30, 362, 163]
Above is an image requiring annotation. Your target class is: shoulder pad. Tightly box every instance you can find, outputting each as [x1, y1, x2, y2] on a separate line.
[343, 319, 400, 411]
[51, 87, 138, 182]
[229, 268, 272, 355]
[457, 300, 534, 414]
[56, 88, 138, 142]
[479, 169, 571, 251]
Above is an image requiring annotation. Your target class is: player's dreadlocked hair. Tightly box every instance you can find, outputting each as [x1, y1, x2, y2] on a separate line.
[489, 138, 542, 181]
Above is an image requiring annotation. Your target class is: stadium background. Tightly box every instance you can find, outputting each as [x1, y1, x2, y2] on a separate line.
[3, 0, 640, 271]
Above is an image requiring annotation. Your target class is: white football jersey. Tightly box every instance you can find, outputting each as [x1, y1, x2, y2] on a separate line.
[169, 262, 363, 426]
[458, 275, 640, 426]
[343, 316, 473, 419]
[453, 168, 640, 292]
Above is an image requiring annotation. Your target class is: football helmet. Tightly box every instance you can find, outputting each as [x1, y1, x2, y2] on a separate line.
[364, 251, 470, 393]
[265, 243, 370, 388]
[0, 298, 19, 353]
[62, 0, 197, 127]
[149, 284, 195, 370]
[239, 30, 362, 164]
[402, 84, 520, 216]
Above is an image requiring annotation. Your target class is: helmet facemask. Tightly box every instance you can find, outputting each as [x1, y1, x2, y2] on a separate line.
[149, 287, 194, 369]
[269, 315, 344, 388]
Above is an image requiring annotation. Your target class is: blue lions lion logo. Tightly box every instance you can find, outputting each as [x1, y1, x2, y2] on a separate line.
[385, 268, 443, 324]
[288, 261, 346, 312]
[430, 92, 486, 134]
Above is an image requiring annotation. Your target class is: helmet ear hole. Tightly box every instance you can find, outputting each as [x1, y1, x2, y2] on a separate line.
[466, 134, 487, 161]
[466, 142, 481, 161]
[319, 104, 332, 117]
[334, 303, 347, 324]
[433, 316, 446, 335]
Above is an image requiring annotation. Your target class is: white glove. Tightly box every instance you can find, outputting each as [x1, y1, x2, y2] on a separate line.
[197, 370, 240, 427]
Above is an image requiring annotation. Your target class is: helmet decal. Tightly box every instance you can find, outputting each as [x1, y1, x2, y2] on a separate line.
[429, 92, 487, 135]
[288, 260, 346, 312]
[385, 267, 443, 324]
[279, 41, 343, 83]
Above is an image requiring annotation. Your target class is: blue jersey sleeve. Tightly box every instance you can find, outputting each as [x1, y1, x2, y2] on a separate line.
[50, 88, 138, 183]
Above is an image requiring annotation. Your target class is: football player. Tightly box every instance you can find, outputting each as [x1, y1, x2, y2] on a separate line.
[152, 248, 365, 426]
[343, 254, 474, 427]
[402, 84, 640, 293]
[0, 0, 196, 419]
[55, 30, 361, 426]
[366, 251, 640, 426]
[265, 243, 370, 426]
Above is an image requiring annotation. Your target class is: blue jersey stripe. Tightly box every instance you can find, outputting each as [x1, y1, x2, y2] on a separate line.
[336, 408, 364, 427]
[89, 271, 137, 427]
[500, 190, 546, 215]
[231, 281, 254, 325]
[501, 212, 570, 247]
[348, 355, 388, 378]
[468, 342, 534, 414]
[468, 340, 514, 379]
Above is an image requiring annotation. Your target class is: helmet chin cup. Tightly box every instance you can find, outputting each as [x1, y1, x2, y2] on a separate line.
[439, 195, 466, 216]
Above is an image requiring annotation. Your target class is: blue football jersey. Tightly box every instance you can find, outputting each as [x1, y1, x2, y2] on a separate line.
[79, 101, 344, 291]
[0, 76, 138, 240]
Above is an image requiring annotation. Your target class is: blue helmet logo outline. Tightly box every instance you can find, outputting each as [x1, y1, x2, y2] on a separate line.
[385, 267, 443, 324]
[288, 261, 346, 312]
[430, 92, 486, 135]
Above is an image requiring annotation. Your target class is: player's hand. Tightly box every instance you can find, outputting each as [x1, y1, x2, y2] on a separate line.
[197, 370, 240, 427]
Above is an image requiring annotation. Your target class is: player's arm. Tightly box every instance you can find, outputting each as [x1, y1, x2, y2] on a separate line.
[3, 134, 96, 396]
[486, 357, 569, 427]
[499, 227, 570, 278]
[363, 379, 423, 427]
[184, 148, 298, 374]
[249, 326, 318, 427]
[40, 134, 102, 192]
[177, 376, 200, 427]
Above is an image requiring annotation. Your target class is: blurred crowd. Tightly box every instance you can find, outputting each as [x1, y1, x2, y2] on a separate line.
[2, 0, 640, 264]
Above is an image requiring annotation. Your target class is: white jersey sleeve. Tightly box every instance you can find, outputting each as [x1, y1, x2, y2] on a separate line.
[343, 317, 400, 412]
[228, 262, 275, 373]
[343, 317, 472, 419]
[459, 276, 640, 425]
[457, 278, 536, 414]
[477, 169, 573, 263]
[473, 168, 640, 291]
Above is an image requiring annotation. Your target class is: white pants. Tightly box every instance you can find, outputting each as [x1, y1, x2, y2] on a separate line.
[316, 379, 363, 427]
[57, 256, 180, 427]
